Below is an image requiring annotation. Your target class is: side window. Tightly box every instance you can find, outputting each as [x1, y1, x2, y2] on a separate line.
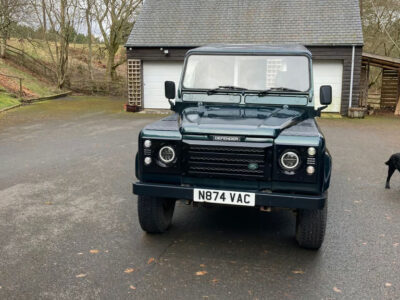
[183, 58, 199, 88]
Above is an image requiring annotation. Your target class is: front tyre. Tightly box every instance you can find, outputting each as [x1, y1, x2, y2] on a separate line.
[295, 201, 327, 250]
[137, 196, 176, 233]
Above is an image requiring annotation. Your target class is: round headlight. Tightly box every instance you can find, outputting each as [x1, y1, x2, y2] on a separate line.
[144, 157, 152, 165]
[144, 140, 152, 148]
[307, 147, 316, 156]
[306, 165, 315, 175]
[280, 151, 300, 170]
[159, 146, 175, 164]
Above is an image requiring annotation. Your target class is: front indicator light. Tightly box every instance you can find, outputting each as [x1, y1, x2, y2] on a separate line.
[144, 157, 152, 165]
[308, 147, 316, 156]
[144, 140, 152, 148]
[306, 166, 315, 175]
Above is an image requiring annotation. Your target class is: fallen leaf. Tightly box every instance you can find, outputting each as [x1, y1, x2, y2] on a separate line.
[196, 271, 208, 276]
[354, 200, 362, 204]
[76, 273, 87, 278]
[211, 278, 219, 283]
[333, 287, 342, 293]
[44, 201, 52, 205]
[147, 257, 155, 264]
[263, 250, 269, 254]
[129, 285, 136, 290]
[292, 270, 305, 274]
[385, 283, 392, 287]
[90, 249, 99, 254]
[124, 268, 135, 274]
[200, 264, 206, 268]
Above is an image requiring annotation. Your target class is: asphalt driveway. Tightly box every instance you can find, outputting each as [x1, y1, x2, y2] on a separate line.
[0, 97, 399, 299]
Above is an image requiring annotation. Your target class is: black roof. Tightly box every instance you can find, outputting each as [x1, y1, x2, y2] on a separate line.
[187, 44, 312, 56]
[126, 0, 363, 47]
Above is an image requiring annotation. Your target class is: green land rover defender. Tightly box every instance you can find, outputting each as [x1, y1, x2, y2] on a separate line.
[133, 45, 332, 249]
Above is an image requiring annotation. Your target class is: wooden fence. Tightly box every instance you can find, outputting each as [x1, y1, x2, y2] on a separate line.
[4, 44, 126, 96]
[0, 73, 23, 98]
[5, 44, 57, 83]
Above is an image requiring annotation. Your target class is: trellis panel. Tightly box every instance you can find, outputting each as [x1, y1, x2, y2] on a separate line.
[127, 59, 142, 107]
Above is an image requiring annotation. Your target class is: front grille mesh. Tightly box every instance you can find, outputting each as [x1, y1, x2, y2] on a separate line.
[186, 145, 266, 179]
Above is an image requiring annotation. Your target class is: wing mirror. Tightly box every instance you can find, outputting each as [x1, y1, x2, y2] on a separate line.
[165, 81, 176, 100]
[320, 85, 332, 105]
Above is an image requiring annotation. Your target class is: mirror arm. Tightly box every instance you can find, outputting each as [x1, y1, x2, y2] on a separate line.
[168, 99, 175, 110]
[316, 105, 328, 117]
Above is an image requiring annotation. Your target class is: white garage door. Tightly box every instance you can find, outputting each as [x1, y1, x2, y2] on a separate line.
[313, 60, 343, 113]
[143, 60, 343, 111]
[143, 61, 183, 109]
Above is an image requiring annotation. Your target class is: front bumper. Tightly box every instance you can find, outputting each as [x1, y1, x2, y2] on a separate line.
[133, 182, 326, 210]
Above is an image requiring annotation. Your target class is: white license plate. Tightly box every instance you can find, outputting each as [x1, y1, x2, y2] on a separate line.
[193, 188, 255, 207]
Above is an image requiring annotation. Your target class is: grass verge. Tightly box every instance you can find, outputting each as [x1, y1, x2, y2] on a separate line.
[0, 93, 20, 110]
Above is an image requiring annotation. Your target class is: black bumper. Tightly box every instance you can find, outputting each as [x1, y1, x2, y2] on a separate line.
[133, 182, 326, 210]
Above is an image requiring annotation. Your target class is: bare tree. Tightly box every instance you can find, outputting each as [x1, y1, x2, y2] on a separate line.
[93, 0, 142, 81]
[78, 0, 94, 81]
[0, 0, 26, 58]
[85, 0, 94, 80]
[362, 0, 400, 57]
[30, 0, 79, 89]
[361, 0, 400, 92]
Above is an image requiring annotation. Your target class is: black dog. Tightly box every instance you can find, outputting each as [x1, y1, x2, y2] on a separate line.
[385, 153, 400, 189]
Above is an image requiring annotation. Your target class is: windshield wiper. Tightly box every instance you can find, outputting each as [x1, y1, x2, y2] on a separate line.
[258, 87, 303, 96]
[207, 85, 248, 95]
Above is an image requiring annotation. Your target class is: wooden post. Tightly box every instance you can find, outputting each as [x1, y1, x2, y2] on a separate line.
[19, 78, 23, 99]
[395, 70, 400, 116]
[0, 73, 23, 99]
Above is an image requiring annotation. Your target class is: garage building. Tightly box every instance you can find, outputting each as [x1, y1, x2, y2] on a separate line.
[125, 0, 363, 115]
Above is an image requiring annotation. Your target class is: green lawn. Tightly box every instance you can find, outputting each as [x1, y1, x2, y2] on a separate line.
[0, 93, 20, 110]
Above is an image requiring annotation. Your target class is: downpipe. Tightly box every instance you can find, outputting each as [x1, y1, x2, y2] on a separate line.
[348, 45, 355, 109]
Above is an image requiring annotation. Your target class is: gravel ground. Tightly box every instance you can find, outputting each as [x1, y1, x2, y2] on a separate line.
[0, 97, 399, 299]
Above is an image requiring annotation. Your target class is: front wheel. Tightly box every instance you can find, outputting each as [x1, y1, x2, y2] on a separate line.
[295, 201, 327, 250]
[137, 196, 176, 233]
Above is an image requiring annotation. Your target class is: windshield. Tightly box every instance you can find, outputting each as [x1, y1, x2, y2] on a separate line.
[182, 55, 310, 92]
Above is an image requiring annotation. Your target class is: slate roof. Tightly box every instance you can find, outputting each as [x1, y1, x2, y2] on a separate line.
[126, 0, 363, 47]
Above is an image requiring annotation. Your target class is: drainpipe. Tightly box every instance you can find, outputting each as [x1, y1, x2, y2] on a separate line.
[348, 45, 356, 109]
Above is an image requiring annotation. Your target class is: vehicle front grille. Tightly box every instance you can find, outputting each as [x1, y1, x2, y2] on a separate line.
[186, 144, 266, 180]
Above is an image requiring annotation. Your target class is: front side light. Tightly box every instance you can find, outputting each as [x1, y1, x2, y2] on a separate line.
[306, 165, 315, 175]
[280, 151, 300, 170]
[144, 157, 152, 165]
[307, 147, 316, 156]
[144, 140, 152, 148]
[159, 146, 175, 164]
